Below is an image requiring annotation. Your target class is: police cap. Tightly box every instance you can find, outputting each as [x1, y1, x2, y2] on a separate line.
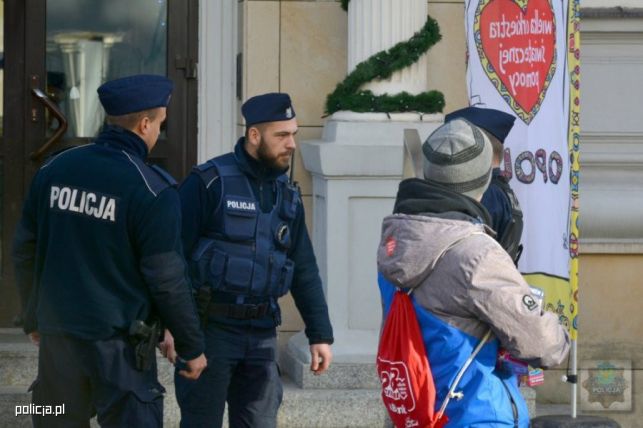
[445, 106, 516, 143]
[98, 74, 173, 116]
[242, 93, 296, 127]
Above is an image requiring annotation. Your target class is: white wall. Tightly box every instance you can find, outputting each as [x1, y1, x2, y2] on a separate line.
[580, 14, 643, 253]
[197, 0, 238, 162]
[583, 0, 643, 7]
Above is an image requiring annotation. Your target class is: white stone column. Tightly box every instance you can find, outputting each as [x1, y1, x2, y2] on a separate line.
[283, 113, 442, 390]
[283, 1, 443, 393]
[348, 0, 428, 95]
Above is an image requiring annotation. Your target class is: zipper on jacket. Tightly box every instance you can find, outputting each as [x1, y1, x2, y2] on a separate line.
[501, 380, 519, 428]
[266, 253, 274, 293]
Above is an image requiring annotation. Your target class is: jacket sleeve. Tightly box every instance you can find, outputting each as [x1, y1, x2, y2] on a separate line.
[466, 241, 570, 368]
[12, 177, 40, 334]
[178, 173, 214, 257]
[135, 187, 204, 360]
[288, 201, 334, 345]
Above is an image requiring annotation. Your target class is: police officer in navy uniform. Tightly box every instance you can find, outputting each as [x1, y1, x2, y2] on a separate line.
[12, 74, 207, 428]
[445, 106, 524, 263]
[170, 93, 334, 428]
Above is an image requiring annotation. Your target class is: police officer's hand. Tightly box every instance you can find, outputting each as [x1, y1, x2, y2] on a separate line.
[29, 331, 40, 346]
[159, 329, 177, 364]
[309, 344, 332, 375]
[179, 353, 207, 380]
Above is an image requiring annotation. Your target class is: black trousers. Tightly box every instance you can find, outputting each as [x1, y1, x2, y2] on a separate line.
[30, 334, 165, 428]
[175, 323, 282, 428]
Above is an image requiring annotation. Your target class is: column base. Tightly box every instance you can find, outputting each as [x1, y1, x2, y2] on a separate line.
[280, 331, 380, 390]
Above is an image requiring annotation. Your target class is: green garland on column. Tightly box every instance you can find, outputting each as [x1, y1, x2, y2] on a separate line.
[327, 0, 445, 115]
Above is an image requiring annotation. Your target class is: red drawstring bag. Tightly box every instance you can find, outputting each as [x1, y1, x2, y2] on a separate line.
[377, 290, 447, 428]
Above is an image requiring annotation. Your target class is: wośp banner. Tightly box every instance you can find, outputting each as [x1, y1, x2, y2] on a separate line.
[465, 0, 580, 338]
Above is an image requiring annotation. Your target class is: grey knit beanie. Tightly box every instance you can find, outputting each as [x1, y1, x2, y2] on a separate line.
[422, 119, 493, 199]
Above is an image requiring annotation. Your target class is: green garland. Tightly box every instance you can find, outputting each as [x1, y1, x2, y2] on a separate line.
[327, 1, 445, 115]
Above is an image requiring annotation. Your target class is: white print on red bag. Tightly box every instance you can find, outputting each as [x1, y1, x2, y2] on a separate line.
[378, 357, 416, 415]
[404, 418, 420, 427]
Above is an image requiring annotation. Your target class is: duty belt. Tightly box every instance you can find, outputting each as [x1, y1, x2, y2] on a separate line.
[208, 302, 270, 320]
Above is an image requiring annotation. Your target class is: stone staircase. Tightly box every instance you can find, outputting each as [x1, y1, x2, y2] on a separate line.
[0, 328, 543, 427]
[0, 329, 387, 427]
[0, 329, 37, 427]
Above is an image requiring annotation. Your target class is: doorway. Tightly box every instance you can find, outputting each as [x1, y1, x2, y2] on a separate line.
[1, 0, 199, 326]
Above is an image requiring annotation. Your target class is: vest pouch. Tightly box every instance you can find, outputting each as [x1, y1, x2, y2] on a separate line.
[208, 249, 227, 291]
[279, 185, 299, 221]
[224, 256, 254, 294]
[278, 259, 295, 296]
[190, 238, 217, 289]
[264, 251, 286, 296]
[223, 198, 258, 241]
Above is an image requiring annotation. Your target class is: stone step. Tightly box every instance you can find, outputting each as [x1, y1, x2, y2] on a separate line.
[0, 386, 34, 427]
[0, 379, 385, 428]
[280, 341, 379, 390]
[277, 377, 388, 428]
[0, 384, 572, 428]
[0, 329, 38, 387]
[3, 386, 101, 427]
[0, 329, 539, 427]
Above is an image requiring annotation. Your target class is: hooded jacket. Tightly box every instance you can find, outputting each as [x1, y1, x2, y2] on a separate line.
[377, 179, 570, 427]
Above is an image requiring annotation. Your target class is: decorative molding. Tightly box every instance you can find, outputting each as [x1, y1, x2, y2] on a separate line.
[197, 0, 238, 162]
[582, 31, 643, 44]
[579, 132, 643, 254]
[581, 7, 643, 19]
[581, 241, 643, 255]
[582, 56, 643, 65]
[582, 133, 643, 166]
[580, 18, 643, 34]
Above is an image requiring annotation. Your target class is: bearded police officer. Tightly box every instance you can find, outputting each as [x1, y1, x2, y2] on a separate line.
[13, 74, 207, 428]
[172, 93, 334, 427]
[445, 106, 524, 263]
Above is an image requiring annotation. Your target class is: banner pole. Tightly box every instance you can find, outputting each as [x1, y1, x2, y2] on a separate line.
[570, 339, 577, 418]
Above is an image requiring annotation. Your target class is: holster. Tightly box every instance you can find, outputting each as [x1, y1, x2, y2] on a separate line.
[129, 319, 161, 371]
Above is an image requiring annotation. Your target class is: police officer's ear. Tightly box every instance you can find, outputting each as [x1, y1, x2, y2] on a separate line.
[138, 116, 151, 135]
[134, 108, 163, 135]
[246, 125, 261, 147]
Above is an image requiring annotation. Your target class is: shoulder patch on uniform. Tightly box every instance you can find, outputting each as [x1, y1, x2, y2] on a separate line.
[193, 159, 221, 188]
[41, 145, 92, 170]
[149, 164, 177, 186]
[194, 160, 216, 173]
[122, 151, 177, 197]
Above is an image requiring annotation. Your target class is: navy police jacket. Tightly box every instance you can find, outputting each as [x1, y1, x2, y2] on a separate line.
[180, 139, 334, 344]
[12, 126, 204, 360]
[481, 168, 523, 262]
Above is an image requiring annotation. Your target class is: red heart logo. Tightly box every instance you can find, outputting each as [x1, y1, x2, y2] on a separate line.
[475, 0, 557, 123]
